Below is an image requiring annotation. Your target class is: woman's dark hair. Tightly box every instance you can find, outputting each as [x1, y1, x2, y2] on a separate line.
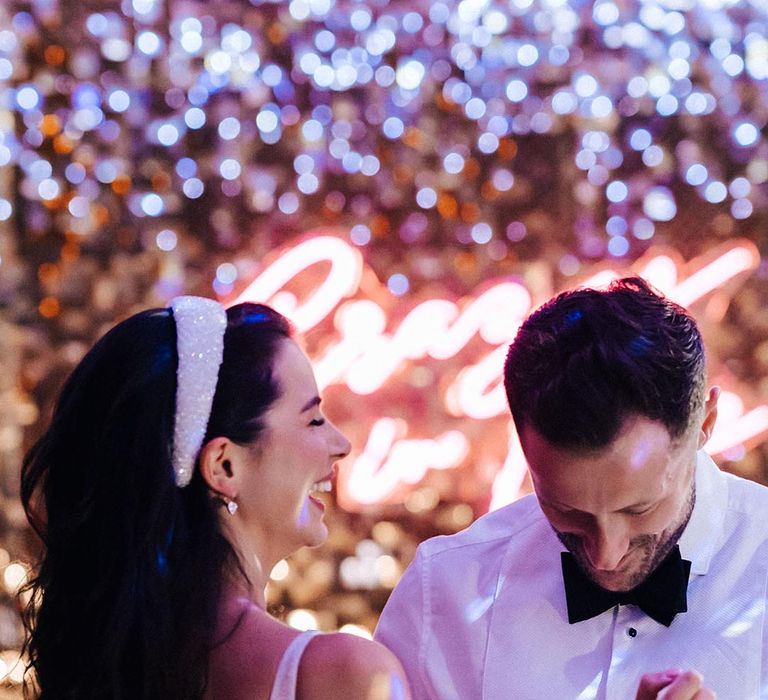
[504, 277, 706, 450]
[20, 302, 292, 700]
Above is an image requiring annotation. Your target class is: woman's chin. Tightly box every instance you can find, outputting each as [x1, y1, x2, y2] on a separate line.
[298, 495, 329, 547]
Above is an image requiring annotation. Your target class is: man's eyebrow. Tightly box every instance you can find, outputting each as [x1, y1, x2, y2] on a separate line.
[619, 501, 654, 513]
[542, 497, 654, 513]
[300, 396, 321, 413]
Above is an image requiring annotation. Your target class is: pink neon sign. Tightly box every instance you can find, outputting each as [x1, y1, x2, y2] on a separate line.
[225, 232, 766, 513]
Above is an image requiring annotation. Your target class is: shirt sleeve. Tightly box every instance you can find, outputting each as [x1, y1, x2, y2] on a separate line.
[374, 547, 430, 700]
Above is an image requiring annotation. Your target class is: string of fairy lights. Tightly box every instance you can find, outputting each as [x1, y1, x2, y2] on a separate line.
[0, 0, 766, 693]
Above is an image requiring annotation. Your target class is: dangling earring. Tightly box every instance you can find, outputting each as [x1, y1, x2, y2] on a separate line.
[225, 498, 238, 516]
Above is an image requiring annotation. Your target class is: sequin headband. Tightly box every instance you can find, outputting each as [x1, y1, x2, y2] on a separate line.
[169, 296, 227, 487]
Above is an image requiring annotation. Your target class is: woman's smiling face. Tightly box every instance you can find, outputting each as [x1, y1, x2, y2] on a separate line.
[235, 339, 351, 556]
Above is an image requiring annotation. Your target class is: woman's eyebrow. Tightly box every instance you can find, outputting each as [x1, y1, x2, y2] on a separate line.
[300, 396, 321, 413]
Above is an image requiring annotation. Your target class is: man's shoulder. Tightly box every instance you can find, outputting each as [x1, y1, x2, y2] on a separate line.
[417, 492, 547, 562]
[723, 467, 768, 514]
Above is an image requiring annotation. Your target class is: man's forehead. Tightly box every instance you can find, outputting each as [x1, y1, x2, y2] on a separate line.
[522, 415, 675, 460]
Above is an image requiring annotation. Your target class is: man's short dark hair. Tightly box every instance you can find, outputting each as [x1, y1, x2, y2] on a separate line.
[504, 276, 706, 450]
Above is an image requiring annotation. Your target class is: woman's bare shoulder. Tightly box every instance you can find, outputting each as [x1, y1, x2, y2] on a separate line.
[206, 596, 299, 700]
[298, 633, 411, 700]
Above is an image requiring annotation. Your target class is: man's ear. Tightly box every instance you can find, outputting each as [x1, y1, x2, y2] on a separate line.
[199, 437, 238, 499]
[697, 386, 720, 449]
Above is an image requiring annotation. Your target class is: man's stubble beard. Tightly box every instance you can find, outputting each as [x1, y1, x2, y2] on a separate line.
[556, 480, 696, 592]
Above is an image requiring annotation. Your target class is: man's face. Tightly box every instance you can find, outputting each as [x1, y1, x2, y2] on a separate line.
[521, 414, 702, 592]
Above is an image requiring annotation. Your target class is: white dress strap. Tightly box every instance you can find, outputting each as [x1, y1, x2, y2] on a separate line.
[269, 631, 321, 700]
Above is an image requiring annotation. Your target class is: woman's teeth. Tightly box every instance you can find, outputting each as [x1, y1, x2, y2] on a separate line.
[310, 480, 332, 493]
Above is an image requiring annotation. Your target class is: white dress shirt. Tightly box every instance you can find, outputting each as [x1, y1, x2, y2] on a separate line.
[375, 452, 768, 699]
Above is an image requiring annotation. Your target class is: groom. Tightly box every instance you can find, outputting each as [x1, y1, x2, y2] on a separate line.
[376, 277, 768, 699]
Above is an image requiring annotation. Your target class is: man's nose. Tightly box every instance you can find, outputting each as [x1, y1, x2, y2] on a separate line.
[583, 525, 631, 571]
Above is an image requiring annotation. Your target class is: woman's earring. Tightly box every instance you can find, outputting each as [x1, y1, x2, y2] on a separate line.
[225, 497, 238, 516]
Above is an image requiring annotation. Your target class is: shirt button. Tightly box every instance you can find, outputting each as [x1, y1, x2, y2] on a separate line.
[627, 627, 637, 638]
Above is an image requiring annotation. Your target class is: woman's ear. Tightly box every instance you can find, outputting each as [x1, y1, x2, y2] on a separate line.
[697, 386, 720, 449]
[199, 437, 237, 499]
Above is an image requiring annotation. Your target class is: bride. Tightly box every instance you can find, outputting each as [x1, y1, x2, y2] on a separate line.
[19, 296, 709, 699]
[20, 298, 407, 699]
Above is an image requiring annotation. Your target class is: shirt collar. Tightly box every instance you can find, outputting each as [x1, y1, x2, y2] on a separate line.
[677, 450, 728, 576]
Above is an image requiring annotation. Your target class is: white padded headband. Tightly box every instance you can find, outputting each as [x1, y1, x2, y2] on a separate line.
[169, 296, 227, 487]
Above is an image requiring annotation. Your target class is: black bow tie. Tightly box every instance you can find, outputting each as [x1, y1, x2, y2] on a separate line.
[561, 545, 691, 627]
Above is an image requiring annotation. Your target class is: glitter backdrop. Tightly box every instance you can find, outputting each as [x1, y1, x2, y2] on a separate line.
[0, 0, 767, 693]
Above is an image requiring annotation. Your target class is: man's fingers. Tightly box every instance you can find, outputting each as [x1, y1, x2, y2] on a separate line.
[658, 671, 704, 700]
[635, 670, 681, 700]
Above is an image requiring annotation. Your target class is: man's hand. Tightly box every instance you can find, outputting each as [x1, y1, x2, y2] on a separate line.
[636, 669, 716, 700]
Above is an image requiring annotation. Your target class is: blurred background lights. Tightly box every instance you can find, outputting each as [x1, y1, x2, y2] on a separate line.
[704, 181, 727, 203]
[270, 560, 290, 581]
[67, 196, 90, 218]
[15, 85, 40, 111]
[157, 123, 180, 146]
[102, 37, 131, 62]
[107, 89, 130, 112]
[606, 216, 628, 236]
[136, 31, 161, 56]
[465, 97, 486, 120]
[443, 152, 465, 174]
[506, 221, 527, 242]
[184, 107, 206, 129]
[590, 96, 613, 118]
[607, 235, 630, 257]
[2, 563, 28, 595]
[731, 198, 753, 219]
[278, 192, 299, 214]
[656, 95, 678, 116]
[37, 179, 60, 201]
[387, 273, 409, 296]
[286, 609, 320, 631]
[361, 155, 380, 176]
[574, 74, 598, 98]
[505, 79, 527, 102]
[301, 119, 323, 141]
[297, 173, 319, 194]
[643, 187, 677, 221]
[606, 181, 628, 203]
[218, 117, 241, 141]
[396, 59, 426, 90]
[256, 109, 279, 133]
[350, 224, 372, 246]
[220, 158, 241, 180]
[729, 177, 751, 198]
[685, 164, 708, 186]
[175, 157, 196, 179]
[339, 624, 373, 639]
[416, 187, 437, 209]
[491, 169, 514, 192]
[471, 222, 493, 245]
[155, 229, 178, 251]
[0, 58, 12, 80]
[180, 29, 203, 54]
[382, 116, 404, 139]
[141, 193, 164, 216]
[632, 217, 655, 240]
[216, 262, 238, 285]
[517, 44, 538, 67]
[315, 29, 335, 52]
[183, 178, 204, 199]
[642, 145, 665, 167]
[402, 11, 424, 33]
[733, 122, 759, 147]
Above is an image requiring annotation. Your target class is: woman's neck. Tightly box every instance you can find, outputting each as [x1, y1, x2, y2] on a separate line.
[223, 520, 286, 609]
